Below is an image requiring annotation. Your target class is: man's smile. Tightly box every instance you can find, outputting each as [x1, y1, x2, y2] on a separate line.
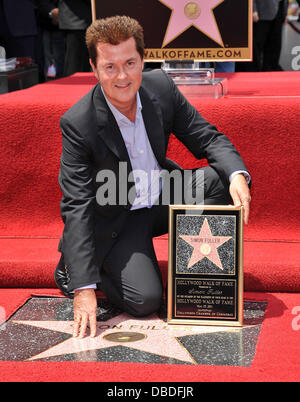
[115, 83, 131, 89]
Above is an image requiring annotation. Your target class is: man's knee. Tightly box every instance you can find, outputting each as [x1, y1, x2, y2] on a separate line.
[124, 287, 163, 317]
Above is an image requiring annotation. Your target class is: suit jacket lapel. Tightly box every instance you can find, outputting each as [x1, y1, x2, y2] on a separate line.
[93, 84, 133, 171]
[139, 86, 166, 165]
[93, 83, 166, 168]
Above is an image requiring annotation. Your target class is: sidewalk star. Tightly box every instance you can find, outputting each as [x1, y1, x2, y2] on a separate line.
[13, 312, 233, 364]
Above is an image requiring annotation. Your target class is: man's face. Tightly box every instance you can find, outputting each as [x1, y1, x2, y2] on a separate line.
[91, 37, 144, 113]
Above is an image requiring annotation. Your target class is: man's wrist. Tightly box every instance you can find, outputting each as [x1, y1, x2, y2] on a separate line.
[229, 170, 251, 185]
[75, 283, 97, 291]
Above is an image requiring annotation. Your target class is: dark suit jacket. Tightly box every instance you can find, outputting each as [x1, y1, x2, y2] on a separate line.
[59, 69, 248, 291]
[2, 0, 37, 37]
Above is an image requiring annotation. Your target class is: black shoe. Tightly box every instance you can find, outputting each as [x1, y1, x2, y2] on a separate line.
[96, 298, 122, 321]
[54, 255, 75, 299]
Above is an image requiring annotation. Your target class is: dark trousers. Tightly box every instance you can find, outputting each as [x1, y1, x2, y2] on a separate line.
[63, 29, 90, 77]
[43, 30, 65, 79]
[253, 6, 284, 71]
[98, 166, 232, 317]
[236, 0, 285, 72]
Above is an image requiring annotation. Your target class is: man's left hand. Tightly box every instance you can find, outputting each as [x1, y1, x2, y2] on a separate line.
[229, 174, 251, 224]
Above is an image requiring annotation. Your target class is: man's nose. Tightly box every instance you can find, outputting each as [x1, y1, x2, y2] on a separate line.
[117, 67, 127, 79]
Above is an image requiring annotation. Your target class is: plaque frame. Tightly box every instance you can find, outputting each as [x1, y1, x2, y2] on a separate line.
[167, 205, 244, 327]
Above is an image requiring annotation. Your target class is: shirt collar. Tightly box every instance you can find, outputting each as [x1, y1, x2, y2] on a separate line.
[101, 87, 142, 125]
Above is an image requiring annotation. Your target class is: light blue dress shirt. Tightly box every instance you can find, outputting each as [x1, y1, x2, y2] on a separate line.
[103, 91, 162, 210]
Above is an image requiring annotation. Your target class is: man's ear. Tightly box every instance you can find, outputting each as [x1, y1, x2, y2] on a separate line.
[89, 59, 99, 80]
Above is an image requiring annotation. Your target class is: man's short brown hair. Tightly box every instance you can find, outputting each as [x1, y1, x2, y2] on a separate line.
[86, 16, 145, 66]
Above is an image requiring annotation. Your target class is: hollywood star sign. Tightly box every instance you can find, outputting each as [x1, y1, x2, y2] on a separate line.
[91, 0, 253, 61]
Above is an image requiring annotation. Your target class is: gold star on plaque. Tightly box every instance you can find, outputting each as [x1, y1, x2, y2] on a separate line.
[180, 218, 232, 270]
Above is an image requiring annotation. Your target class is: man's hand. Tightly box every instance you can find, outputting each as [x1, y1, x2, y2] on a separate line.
[253, 11, 259, 22]
[73, 288, 97, 338]
[229, 174, 251, 224]
[50, 8, 59, 25]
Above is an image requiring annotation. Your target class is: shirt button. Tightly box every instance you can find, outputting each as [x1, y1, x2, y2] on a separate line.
[139, 149, 144, 154]
[111, 232, 118, 239]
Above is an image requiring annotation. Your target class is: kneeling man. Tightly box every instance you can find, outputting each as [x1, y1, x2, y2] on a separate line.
[55, 16, 251, 338]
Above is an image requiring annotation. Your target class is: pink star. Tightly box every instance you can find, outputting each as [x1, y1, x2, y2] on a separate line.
[158, 0, 224, 47]
[13, 313, 230, 363]
[180, 218, 232, 269]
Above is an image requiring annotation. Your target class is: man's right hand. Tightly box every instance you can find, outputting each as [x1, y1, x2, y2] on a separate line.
[253, 11, 259, 22]
[73, 288, 97, 338]
[50, 8, 59, 25]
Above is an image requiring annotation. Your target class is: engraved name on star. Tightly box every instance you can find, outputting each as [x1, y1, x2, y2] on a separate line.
[158, 0, 225, 47]
[179, 218, 232, 270]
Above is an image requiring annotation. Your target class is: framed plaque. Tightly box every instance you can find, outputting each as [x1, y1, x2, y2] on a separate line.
[167, 205, 244, 326]
[91, 0, 252, 62]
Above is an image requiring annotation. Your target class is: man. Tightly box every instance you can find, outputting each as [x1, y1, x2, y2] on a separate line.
[252, 0, 288, 71]
[35, 1, 64, 81]
[55, 16, 251, 338]
[58, 0, 91, 76]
